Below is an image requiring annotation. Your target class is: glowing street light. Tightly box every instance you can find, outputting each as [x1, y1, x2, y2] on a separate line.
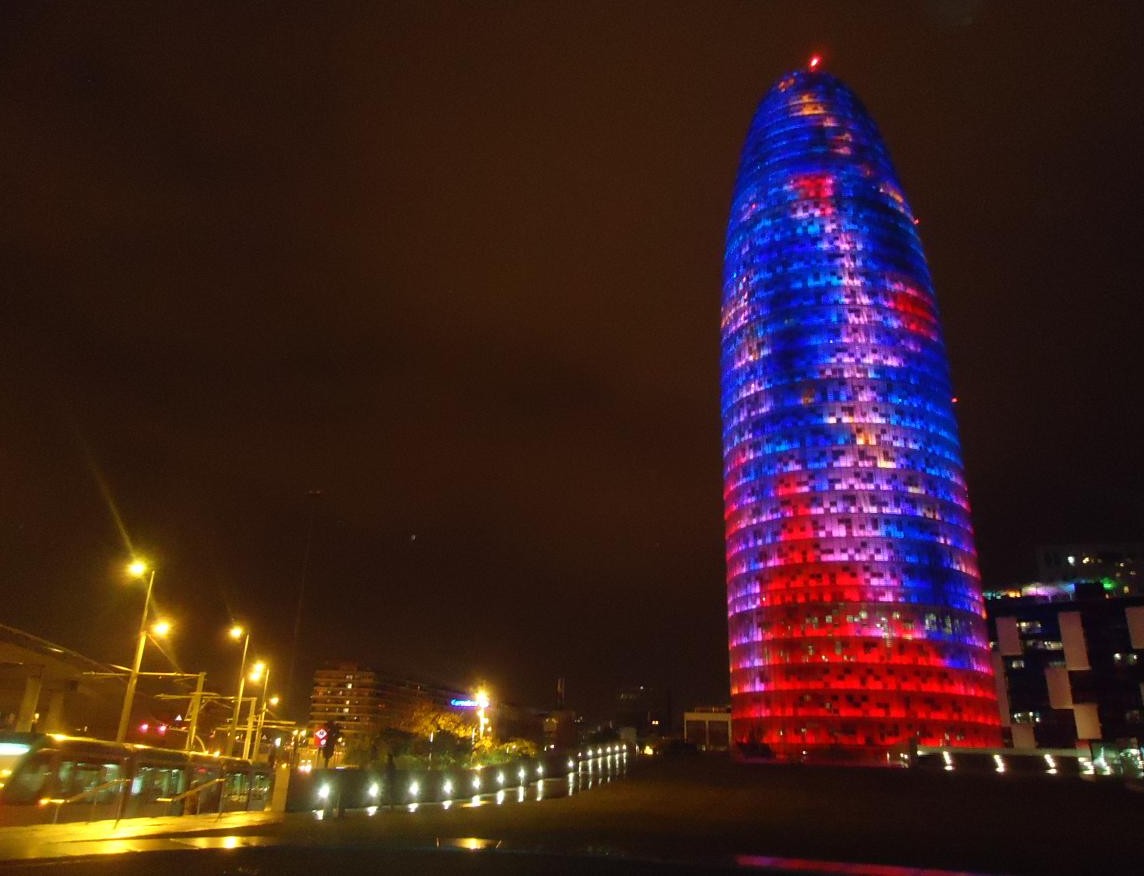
[244, 660, 270, 760]
[115, 559, 158, 742]
[226, 625, 251, 757]
[150, 619, 172, 638]
[475, 687, 491, 738]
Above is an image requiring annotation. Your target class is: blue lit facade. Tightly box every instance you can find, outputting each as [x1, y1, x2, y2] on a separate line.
[722, 69, 1001, 758]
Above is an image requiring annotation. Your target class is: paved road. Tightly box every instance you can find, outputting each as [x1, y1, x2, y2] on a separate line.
[0, 756, 1141, 874]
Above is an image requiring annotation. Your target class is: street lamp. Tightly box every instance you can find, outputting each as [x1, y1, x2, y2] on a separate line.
[255, 691, 280, 762]
[475, 687, 491, 739]
[115, 560, 157, 743]
[244, 661, 268, 760]
[226, 625, 250, 757]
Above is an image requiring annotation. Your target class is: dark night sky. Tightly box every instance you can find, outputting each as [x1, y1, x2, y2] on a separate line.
[2, 2, 1142, 722]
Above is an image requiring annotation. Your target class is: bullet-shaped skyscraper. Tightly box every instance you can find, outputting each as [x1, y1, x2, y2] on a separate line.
[721, 67, 1001, 759]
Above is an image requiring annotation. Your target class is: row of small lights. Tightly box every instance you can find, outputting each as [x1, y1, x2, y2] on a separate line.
[576, 744, 627, 759]
[315, 747, 630, 812]
[940, 749, 1104, 777]
[317, 763, 548, 808]
[574, 744, 629, 773]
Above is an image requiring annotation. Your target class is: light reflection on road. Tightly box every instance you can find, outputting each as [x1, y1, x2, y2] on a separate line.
[452, 747, 629, 808]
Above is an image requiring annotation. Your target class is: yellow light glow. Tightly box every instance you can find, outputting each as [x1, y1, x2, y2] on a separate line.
[127, 560, 148, 578]
[249, 661, 266, 681]
[151, 620, 172, 637]
[269, 695, 280, 707]
[228, 625, 245, 640]
[475, 688, 490, 710]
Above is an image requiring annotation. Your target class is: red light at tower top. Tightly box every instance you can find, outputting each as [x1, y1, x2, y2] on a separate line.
[808, 54, 822, 71]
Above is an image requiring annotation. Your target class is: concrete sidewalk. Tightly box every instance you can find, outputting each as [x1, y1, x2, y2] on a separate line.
[0, 811, 282, 862]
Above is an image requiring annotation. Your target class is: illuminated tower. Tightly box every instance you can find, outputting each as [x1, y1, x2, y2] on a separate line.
[721, 65, 1001, 759]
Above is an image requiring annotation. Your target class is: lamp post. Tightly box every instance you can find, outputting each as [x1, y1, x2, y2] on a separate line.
[255, 692, 279, 762]
[244, 661, 267, 760]
[226, 625, 250, 757]
[475, 687, 490, 739]
[115, 560, 157, 743]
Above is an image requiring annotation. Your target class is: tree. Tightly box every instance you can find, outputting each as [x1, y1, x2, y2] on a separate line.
[408, 701, 475, 741]
[499, 737, 539, 759]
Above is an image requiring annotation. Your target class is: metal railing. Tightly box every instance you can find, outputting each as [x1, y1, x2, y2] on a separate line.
[42, 778, 130, 824]
[156, 777, 228, 819]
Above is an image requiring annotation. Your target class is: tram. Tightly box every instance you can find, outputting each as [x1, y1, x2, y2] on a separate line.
[0, 732, 272, 826]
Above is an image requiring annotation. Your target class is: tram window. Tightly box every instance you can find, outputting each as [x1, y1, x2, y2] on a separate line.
[0, 742, 33, 784]
[133, 766, 185, 800]
[224, 771, 249, 802]
[58, 760, 121, 803]
[3, 753, 51, 804]
[250, 770, 271, 802]
[190, 766, 216, 786]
